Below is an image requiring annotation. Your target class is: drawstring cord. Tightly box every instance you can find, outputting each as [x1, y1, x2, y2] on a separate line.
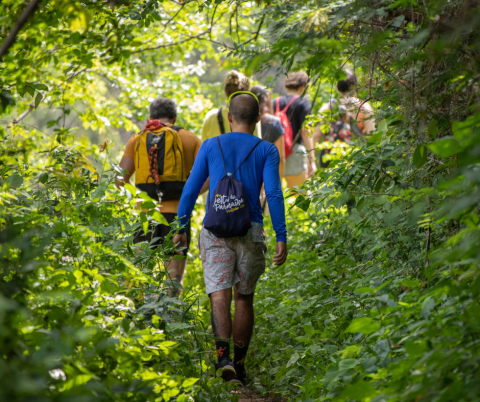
[147, 145, 162, 200]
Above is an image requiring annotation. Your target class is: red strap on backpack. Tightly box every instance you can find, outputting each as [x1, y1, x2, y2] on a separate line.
[274, 96, 298, 158]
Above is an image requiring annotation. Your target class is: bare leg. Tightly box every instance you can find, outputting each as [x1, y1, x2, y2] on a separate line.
[232, 289, 254, 368]
[233, 290, 254, 348]
[209, 288, 233, 340]
[166, 258, 187, 297]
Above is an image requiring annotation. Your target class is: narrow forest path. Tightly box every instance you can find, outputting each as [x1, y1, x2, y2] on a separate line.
[233, 389, 267, 401]
[231, 388, 283, 402]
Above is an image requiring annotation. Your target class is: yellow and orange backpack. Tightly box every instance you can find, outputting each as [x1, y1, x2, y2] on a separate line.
[134, 125, 186, 201]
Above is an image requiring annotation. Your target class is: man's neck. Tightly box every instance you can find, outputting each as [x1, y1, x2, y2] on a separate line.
[286, 88, 304, 96]
[230, 123, 256, 135]
[152, 117, 174, 125]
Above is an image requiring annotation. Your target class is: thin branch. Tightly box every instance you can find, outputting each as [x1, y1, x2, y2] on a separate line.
[0, 0, 41, 61]
[159, 0, 192, 36]
[7, 68, 86, 129]
[377, 63, 410, 90]
[242, 14, 265, 45]
[355, 97, 372, 120]
[198, 36, 234, 50]
[66, 67, 88, 83]
[7, 105, 33, 128]
[130, 29, 212, 54]
[210, 3, 219, 39]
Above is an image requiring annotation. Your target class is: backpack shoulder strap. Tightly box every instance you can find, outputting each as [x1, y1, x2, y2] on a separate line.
[275, 97, 280, 114]
[216, 137, 228, 175]
[217, 107, 225, 135]
[281, 95, 299, 113]
[233, 140, 263, 176]
[170, 125, 183, 132]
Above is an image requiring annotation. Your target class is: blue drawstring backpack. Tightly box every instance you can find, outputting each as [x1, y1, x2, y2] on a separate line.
[204, 137, 263, 238]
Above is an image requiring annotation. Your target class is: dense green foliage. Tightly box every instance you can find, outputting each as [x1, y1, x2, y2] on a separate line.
[2, 0, 480, 400]
[244, 0, 480, 400]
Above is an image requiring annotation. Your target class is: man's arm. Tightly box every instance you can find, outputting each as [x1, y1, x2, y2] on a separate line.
[173, 144, 209, 255]
[263, 145, 288, 266]
[177, 143, 209, 229]
[115, 156, 135, 189]
[200, 177, 210, 195]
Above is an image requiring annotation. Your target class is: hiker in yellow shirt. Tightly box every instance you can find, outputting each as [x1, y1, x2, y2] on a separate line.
[201, 70, 261, 140]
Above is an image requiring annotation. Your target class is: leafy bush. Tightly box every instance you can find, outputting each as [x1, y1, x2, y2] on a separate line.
[0, 131, 240, 401]
[250, 113, 480, 401]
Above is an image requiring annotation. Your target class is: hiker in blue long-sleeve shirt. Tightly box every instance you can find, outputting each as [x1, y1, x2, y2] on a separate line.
[174, 92, 287, 386]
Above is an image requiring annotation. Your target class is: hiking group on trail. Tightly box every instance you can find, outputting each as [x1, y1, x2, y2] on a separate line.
[116, 70, 375, 386]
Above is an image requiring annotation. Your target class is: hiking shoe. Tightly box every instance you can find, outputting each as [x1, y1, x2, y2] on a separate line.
[215, 359, 236, 382]
[229, 366, 247, 386]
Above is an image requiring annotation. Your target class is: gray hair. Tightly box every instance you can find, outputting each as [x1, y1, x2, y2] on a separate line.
[149, 98, 177, 120]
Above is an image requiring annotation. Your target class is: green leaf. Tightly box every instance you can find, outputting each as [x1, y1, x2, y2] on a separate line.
[151, 211, 169, 225]
[428, 137, 463, 158]
[303, 324, 315, 336]
[6, 173, 23, 189]
[382, 159, 395, 167]
[141, 201, 156, 209]
[402, 279, 421, 288]
[338, 358, 359, 370]
[340, 380, 376, 399]
[355, 287, 375, 293]
[413, 144, 428, 168]
[286, 352, 300, 368]
[38, 172, 49, 184]
[294, 195, 311, 212]
[421, 296, 435, 319]
[0, 91, 15, 110]
[124, 183, 137, 196]
[137, 191, 153, 201]
[405, 340, 428, 357]
[377, 120, 387, 133]
[34, 83, 49, 91]
[452, 113, 480, 145]
[346, 317, 380, 335]
[367, 132, 383, 145]
[427, 119, 438, 140]
[34, 92, 43, 109]
[182, 378, 199, 389]
[25, 84, 35, 97]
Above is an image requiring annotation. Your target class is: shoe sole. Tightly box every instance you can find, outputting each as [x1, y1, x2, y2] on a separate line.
[221, 365, 236, 382]
[228, 378, 244, 387]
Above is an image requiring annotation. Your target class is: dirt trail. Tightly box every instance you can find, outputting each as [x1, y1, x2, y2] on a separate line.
[232, 388, 280, 402]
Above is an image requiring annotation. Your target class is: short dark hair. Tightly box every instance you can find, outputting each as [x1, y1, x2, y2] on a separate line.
[337, 72, 358, 93]
[149, 98, 177, 120]
[229, 94, 259, 126]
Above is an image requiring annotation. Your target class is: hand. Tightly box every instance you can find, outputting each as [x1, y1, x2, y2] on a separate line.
[172, 232, 188, 256]
[273, 241, 288, 266]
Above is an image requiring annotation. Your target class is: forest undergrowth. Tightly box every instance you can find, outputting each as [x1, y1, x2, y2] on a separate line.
[2, 115, 479, 402]
[2, 0, 480, 400]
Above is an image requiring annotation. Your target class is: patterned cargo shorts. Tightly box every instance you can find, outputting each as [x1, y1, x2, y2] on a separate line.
[199, 222, 267, 295]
